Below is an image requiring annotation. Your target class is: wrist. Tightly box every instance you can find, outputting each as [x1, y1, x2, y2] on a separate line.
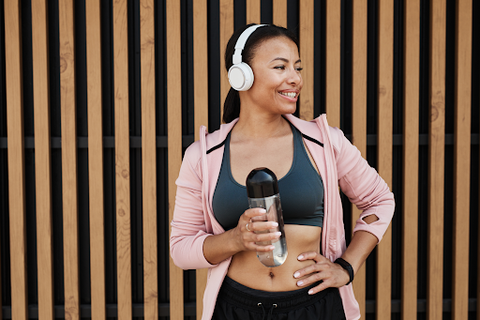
[334, 257, 354, 285]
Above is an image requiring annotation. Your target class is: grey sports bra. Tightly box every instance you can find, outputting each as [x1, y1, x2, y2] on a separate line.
[212, 125, 324, 231]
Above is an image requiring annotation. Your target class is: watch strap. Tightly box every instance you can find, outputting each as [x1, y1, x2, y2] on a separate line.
[334, 257, 354, 285]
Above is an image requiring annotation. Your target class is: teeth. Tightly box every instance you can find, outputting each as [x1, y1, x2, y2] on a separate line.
[280, 92, 297, 98]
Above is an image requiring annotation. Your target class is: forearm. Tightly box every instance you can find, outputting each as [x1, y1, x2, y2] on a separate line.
[203, 229, 241, 265]
[339, 230, 378, 275]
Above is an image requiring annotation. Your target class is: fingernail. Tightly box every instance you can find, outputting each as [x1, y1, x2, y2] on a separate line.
[293, 272, 300, 278]
[297, 255, 304, 260]
[308, 289, 314, 295]
[258, 208, 266, 213]
[271, 222, 278, 227]
[275, 232, 282, 237]
[297, 280, 304, 286]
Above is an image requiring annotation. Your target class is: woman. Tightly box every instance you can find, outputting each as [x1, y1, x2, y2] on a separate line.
[170, 24, 394, 320]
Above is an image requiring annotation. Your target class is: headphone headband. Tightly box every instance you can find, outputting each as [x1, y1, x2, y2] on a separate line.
[228, 24, 268, 91]
[232, 24, 267, 65]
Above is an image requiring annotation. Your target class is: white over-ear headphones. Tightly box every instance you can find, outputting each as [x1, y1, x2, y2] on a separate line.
[228, 24, 267, 91]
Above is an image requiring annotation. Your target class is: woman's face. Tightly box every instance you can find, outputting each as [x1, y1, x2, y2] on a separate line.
[243, 36, 303, 116]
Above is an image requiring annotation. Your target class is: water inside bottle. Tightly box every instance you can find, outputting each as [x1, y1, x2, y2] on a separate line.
[257, 236, 288, 267]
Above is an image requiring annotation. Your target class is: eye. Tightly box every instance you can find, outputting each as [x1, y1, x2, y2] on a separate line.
[274, 65, 286, 70]
[296, 67, 303, 72]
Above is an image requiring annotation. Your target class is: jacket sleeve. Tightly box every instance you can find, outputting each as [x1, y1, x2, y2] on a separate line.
[170, 143, 216, 270]
[331, 127, 395, 243]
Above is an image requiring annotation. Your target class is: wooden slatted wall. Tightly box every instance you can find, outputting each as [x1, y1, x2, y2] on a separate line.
[0, 1, 479, 320]
[86, 1, 106, 318]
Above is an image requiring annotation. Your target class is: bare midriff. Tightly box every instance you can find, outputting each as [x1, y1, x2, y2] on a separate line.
[227, 224, 322, 291]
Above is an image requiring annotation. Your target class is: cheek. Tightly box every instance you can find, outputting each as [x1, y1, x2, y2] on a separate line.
[297, 76, 304, 90]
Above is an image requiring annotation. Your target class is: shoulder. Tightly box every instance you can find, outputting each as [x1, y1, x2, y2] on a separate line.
[284, 114, 345, 149]
[183, 119, 238, 161]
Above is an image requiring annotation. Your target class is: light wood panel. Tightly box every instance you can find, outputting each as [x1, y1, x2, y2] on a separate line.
[272, 0, 287, 27]
[299, 0, 314, 120]
[427, 1, 446, 319]
[4, 0, 28, 319]
[246, 0, 261, 24]
[402, 1, 420, 319]
[351, 0, 368, 317]
[140, 1, 158, 319]
[220, 0, 234, 122]
[377, 1, 394, 319]
[452, 0, 472, 319]
[193, 0, 209, 318]
[325, 0, 341, 126]
[113, 0, 132, 319]
[59, 1, 80, 319]
[32, 0, 54, 319]
[194, 0, 209, 135]
[86, 0, 106, 319]
[167, 1, 184, 319]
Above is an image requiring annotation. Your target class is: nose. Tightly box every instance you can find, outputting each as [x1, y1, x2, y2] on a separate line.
[287, 67, 302, 85]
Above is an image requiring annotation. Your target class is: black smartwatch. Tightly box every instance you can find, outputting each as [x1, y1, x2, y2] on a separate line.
[334, 257, 354, 285]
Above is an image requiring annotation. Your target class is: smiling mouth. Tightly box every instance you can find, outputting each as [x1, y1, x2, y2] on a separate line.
[279, 92, 298, 98]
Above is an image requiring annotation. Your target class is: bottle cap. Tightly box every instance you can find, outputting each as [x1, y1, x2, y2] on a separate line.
[246, 167, 279, 198]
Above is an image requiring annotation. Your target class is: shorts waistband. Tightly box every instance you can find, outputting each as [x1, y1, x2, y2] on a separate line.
[218, 276, 337, 313]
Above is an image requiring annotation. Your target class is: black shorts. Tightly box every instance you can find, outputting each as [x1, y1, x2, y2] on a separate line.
[212, 276, 346, 320]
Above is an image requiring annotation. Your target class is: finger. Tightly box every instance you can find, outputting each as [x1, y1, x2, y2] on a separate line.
[247, 221, 279, 233]
[244, 208, 267, 220]
[297, 251, 326, 263]
[294, 270, 325, 287]
[306, 281, 331, 295]
[293, 263, 323, 281]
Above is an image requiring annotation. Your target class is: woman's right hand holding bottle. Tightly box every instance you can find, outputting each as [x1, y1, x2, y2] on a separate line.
[233, 207, 282, 253]
[203, 207, 281, 265]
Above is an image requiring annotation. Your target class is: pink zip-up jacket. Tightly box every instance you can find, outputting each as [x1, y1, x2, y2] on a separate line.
[170, 114, 395, 320]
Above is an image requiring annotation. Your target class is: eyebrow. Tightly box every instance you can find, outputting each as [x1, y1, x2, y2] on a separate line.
[270, 57, 302, 64]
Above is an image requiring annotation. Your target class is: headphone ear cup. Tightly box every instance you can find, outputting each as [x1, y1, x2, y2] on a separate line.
[228, 62, 254, 91]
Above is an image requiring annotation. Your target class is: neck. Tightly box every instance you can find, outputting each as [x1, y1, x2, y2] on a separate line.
[232, 112, 291, 140]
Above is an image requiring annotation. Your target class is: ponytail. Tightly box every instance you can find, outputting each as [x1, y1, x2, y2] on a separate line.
[223, 87, 240, 123]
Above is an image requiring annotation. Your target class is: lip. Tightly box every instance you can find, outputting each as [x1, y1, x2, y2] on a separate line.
[278, 90, 299, 102]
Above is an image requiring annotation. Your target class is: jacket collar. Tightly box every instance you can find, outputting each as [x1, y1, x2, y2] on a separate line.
[203, 114, 326, 154]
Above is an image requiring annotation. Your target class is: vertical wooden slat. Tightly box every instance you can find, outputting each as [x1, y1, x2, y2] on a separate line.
[4, 0, 28, 319]
[377, 1, 394, 319]
[86, 0, 106, 319]
[220, 0, 234, 122]
[59, 1, 80, 319]
[402, 1, 420, 319]
[140, 1, 158, 319]
[167, 1, 184, 319]
[351, 0, 368, 317]
[194, 0, 209, 135]
[193, 0, 209, 318]
[299, 0, 314, 121]
[272, 0, 287, 27]
[32, 0, 54, 318]
[325, 0, 341, 126]
[428, 1, 446, 319]
[113, 0, 132, 319]
[452, 1, 472, 319]
[246, 0, 260, 24]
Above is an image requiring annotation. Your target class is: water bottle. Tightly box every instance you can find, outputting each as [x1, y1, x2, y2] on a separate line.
[246, 168, 288, 267]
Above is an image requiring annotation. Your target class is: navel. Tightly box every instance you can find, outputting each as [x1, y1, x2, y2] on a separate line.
[269, 271, 275, 278]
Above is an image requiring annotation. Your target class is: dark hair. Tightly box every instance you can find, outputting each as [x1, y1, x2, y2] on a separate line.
[223, 24, 299, 123]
